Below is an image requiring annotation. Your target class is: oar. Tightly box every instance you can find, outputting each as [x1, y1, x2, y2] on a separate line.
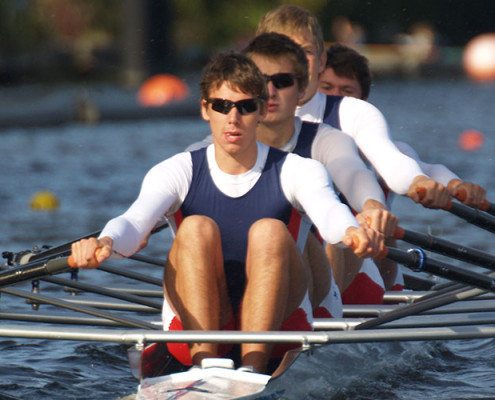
[349, 233, 495, 292]
[0, 219, 169, 288]
[416, 187, 495, 234]
[13, 218, 169, 265]
[480, 200, 495, 217]
[446, 202, 495, 234]
[0, 257, 71, 287]
[394, 226, 495, 270]
[383, 246, 495, 292]
[355, 281, 489, 330]
[386, 246, 495, 291]
[26, 231, 101, 262]
[455, 187, 495, 217]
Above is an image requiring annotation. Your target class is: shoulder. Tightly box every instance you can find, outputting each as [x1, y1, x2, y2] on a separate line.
[185, 135, 213, 152]
[285, 152, 327, 172]
[145, 152, 192, 180]
[317, 122, 350, 138]
[340, 96, 384, 116]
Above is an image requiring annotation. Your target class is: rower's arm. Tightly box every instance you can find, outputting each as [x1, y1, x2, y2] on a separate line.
[100, 152, 192, 257]
[338, 97, 426, 195]
[311, 123, 386, 211]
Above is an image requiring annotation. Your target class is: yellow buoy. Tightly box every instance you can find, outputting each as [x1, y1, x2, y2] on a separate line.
[30, 190, 60, 211]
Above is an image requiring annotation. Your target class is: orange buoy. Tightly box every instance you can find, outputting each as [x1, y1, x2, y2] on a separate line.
[463, 33, 495, 81]
[137, 74, 189, 107]
[458, 129, 484, 151]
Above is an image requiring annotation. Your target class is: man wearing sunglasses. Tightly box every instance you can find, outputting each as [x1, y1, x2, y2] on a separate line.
[243, 32, 394, 311]
[70, 52, 384, 374]
[256, 5, 455, 296]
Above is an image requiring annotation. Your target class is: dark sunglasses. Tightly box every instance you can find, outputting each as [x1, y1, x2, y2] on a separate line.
[264, 73, 299, 89]
[206, 98, 264, 115]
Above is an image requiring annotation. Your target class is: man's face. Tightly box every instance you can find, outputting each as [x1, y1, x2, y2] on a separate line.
[250, 54, 304, 126]
[201, 82, 263, 159]
[318, 67, 364, 99]
[275, 27, 325, 104]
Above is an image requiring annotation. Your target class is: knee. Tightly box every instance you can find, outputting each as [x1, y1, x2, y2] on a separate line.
[176, 215, 220, 243]
[248, 218, 288, 246]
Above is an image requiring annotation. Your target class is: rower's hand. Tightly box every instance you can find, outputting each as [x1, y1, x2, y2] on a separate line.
[447, 178, 487, 209]
[408, 175, 450, 209]
[69, 237, 113, 268]
[342, 226, 385, 258]
[356, 199, 398, 238]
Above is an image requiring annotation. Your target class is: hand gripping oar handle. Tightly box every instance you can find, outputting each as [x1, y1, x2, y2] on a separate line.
[67, 248, 102, 268]
[385, 246, 495, 292]
[455, 188, 493, 215]
[416, 187, 495, 234]
[348, 235, 495, 291]
[24, 219, 169, 265]
[0, 257, 71, 287]
[394, 226, 495, 270]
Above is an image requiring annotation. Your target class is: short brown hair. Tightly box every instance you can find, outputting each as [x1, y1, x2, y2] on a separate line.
[326, 44, 371, 100]
[256, 5, 325, 57]
[200, 51, 268, 102]
[243, 33, 309, 92]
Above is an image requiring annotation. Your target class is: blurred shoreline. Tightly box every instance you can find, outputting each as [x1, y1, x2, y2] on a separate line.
[0, 75, 203, 131]
[0, 44, 465, 131]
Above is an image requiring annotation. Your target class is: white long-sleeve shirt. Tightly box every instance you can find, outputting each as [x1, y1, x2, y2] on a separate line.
[296, 92, 427, 195]
[100, 142, 359, 257]
[395, 141, 459, 186]
[186, 118, 386, 212]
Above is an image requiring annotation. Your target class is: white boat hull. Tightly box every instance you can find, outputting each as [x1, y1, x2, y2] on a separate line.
[137, 360, 270, 400]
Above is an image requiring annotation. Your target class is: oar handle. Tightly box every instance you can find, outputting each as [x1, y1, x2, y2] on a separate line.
[455, 188, 490, 211]
[417, 187, 495, 234]
[67, 248, 103, 268]
[415, 187, 452, 210]
[349, 235, 388, 258]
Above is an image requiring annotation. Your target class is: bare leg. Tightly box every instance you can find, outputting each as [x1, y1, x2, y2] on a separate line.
[374, 237, 398, 290]
[325, 243, 363, 293]
[303, 232, 329, 310]
[164, 215, 232, 365]
[240, 219, 309, 373]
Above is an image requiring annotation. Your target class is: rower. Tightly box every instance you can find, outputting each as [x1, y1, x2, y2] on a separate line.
[186, 34, 393, 308]
[69, 52, 385, 374]
[243, 33, 394, 309]
[255, 5, 450, 297]
[319, 43, 488, 289]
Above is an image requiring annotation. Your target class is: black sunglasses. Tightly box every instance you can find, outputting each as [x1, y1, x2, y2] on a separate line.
[206, 98, 263, 115]
[264, 73, 299, 89]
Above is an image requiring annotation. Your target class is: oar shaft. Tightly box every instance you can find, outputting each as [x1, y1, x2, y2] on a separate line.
[395, 227, 495, 270]
[0, 257, 70, 286]
[385, 247, 495, 292]
[481, 200, 495, 217]
[446, 202, 495, 234]
[28, 231, 100, 262]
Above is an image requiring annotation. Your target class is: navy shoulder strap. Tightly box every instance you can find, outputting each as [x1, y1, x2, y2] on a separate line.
[293, 122, 319, 158]
[323, 95, 343, 130]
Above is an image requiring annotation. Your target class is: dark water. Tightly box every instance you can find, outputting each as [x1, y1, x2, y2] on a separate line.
[1, 78, 495, 399]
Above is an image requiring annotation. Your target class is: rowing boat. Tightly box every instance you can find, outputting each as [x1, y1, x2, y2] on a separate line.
[2, 201, 495, 399]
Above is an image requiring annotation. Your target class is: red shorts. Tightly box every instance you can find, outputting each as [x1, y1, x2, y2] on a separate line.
[162, 295, 313, 365]
[341, 259, 385, 305]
